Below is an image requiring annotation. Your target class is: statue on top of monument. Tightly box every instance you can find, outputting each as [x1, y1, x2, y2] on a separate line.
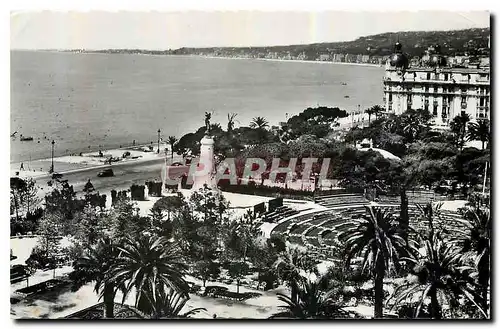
[204, 111, 211, 135]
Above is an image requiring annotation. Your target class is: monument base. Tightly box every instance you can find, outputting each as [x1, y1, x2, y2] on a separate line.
[192, 135, 218, 191]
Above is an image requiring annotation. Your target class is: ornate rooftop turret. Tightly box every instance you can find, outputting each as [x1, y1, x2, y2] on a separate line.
[389, 41, 409, 71]
[427, 44, 447, 67]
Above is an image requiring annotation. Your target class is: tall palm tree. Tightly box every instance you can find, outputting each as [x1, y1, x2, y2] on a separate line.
[70, 238, 119, 318]
[452, 207, 491, 317]
[389, 233, 486, 319]
[449, 112, 471, 150]
[167, 136, 178, 160]
[227, 113, 238, 134]
[338, 206, 406, 318]
[106, 235, 189, 313]
[269, 278, 354, 319]
[273, 247, 318, 303]
[137, 288, 206, 319]
[250, 116, 269, 130]
[467, 119, 490, 150]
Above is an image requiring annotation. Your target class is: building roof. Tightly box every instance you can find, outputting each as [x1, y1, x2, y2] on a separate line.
[386, 67, 490, 74]
[358, 147, 401, 161]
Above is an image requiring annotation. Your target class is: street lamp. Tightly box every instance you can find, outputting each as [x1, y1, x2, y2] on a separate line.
[157, 129, 161, 154]
[49, 140, 55, 174]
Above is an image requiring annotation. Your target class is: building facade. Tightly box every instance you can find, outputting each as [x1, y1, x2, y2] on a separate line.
[383, 43, 490, 128]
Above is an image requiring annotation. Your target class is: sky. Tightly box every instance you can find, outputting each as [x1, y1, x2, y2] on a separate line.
[11, 11, 490, 50]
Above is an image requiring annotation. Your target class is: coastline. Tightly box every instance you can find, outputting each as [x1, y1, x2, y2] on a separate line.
[11, 50, 383, 167]
[190, 55, 383, 68]
[20, 49, 383, 68]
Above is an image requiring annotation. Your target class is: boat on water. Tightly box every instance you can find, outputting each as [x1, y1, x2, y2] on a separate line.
[20, 136, 34, 141]
[341, 82, 347, 85]
[344, 95, 350, 98]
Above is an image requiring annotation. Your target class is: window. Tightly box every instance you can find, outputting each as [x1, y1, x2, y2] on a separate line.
[433, 105, 438, 116]
[480, 98, 485, 107]
[426, 73, 431, 80]
[442, 106, 448, 119]
[389, 93, 393, 102]
[477, 106, 487, 119]
[425, 86, 429, 93]
[444, 73, 449, 80]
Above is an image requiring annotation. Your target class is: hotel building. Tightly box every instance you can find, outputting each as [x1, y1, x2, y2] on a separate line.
[383, 43, 490, 128]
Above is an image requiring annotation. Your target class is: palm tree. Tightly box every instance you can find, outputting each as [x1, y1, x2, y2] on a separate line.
[449, 112, 471, 150]
[167, 136, 177, 160]
[106, 235, 189, 313]
[389, 233, 486, 319]
[371, 105, 384, 120]
[467, 119, 490, 150]
[338, 206, 406, 318]
[70, 238, 119, 318]
[250, 116, 269, 130]
[365, 107, 375, 125]
[452, 207, 491, 317]
[401, 113, 428, 143]
[273, 247, 318, 303]
[227, 113, 238, 134]
[137, 288, 206, 319]
[269, 278, 354, 319]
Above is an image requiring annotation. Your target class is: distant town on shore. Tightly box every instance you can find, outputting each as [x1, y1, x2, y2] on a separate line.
[53, 28, 490, 66]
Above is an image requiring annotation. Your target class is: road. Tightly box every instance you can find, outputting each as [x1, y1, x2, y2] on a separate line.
[36, 158, 167, 196]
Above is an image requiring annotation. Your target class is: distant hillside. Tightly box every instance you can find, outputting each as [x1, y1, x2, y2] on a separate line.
[64, 28, 490, 62]
[172, 28, 490, 58]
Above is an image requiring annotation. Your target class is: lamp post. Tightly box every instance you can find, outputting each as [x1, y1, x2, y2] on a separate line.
[157, 129, 161, 154]
[49, 140, 55, 174]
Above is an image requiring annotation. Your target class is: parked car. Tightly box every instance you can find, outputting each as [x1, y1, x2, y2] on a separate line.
[97, 168, 114, 177]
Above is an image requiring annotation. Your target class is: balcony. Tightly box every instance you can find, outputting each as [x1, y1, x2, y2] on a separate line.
[476, 77, 489, 83]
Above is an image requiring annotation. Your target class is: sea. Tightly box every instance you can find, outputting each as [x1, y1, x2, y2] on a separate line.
[10, 50, 384, 163]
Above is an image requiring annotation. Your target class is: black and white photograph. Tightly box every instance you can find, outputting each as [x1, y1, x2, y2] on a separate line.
[9, 9, 491, 320]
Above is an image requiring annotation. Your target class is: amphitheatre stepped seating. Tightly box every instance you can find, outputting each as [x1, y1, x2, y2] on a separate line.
[376, 195, 401, 204]
[262, 206, 299, 223]
[315, 193, 369, 208]
[271, 203, 466, 262]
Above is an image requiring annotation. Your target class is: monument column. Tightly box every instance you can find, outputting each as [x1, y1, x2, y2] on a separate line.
[192, 135, 217, 190]
[192, 111, 218, 190]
